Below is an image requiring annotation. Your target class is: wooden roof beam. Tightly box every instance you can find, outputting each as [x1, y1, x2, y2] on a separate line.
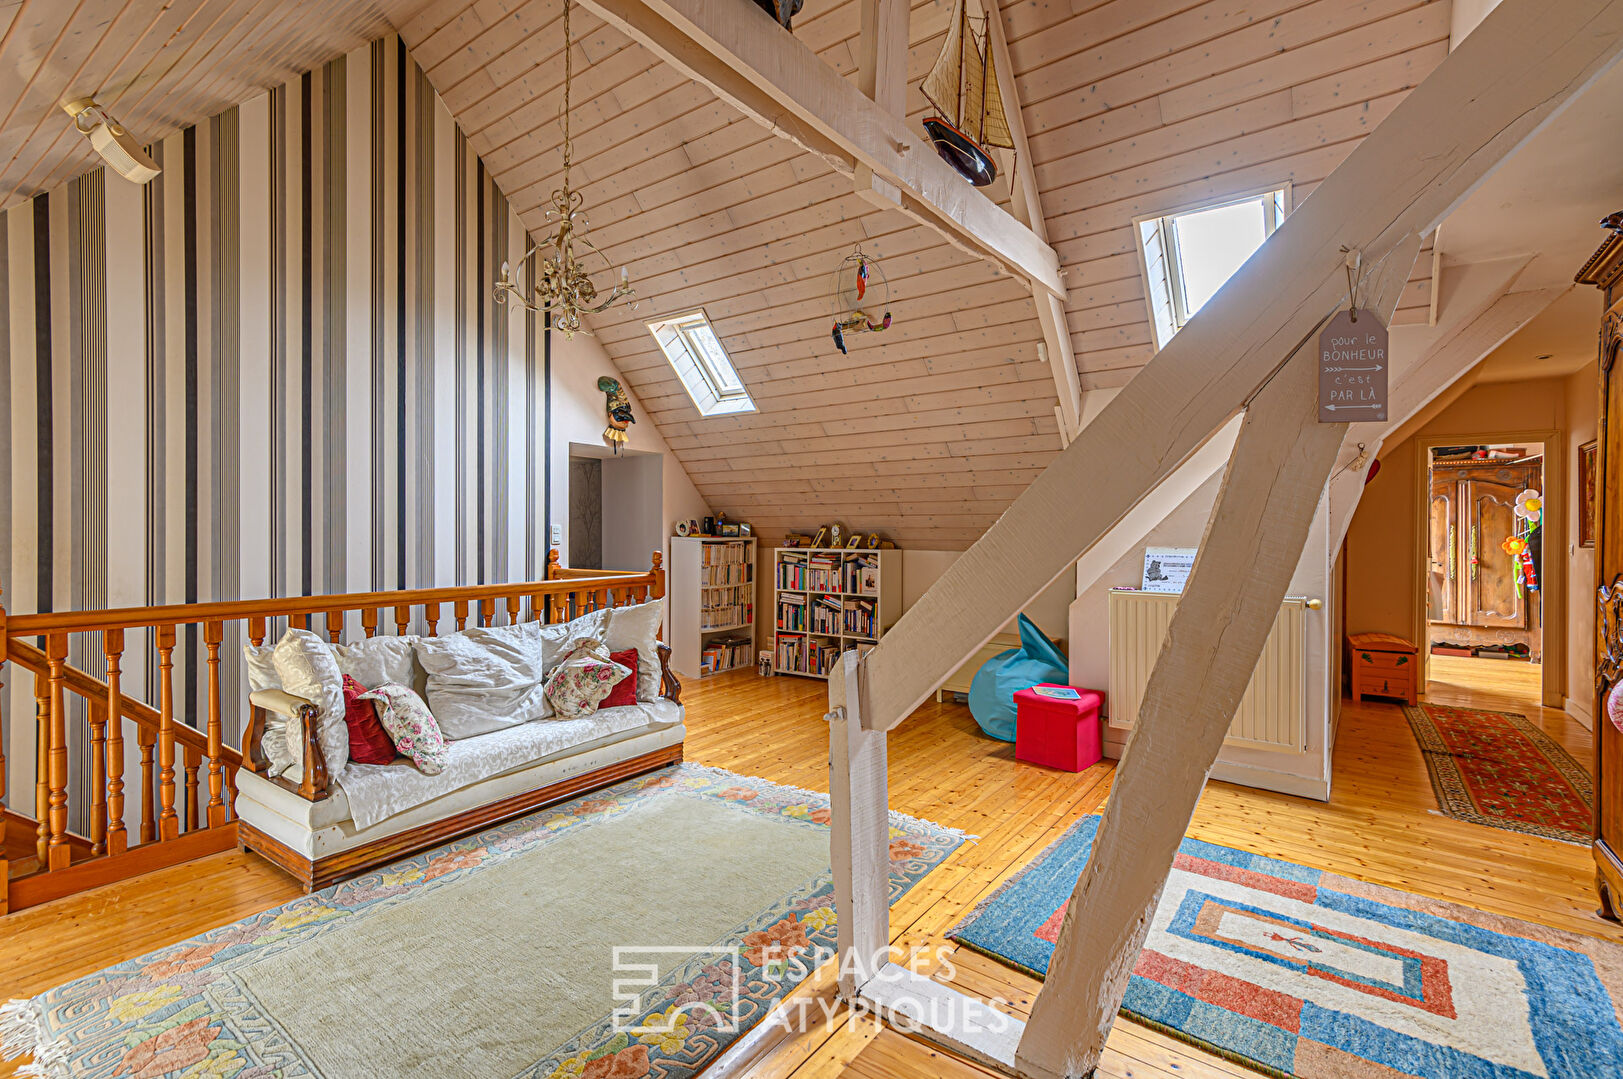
[854, 0, 1623, 735]
[573, 0, 1067, 298]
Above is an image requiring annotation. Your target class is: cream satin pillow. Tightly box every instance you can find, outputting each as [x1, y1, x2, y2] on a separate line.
[270, 629, 349, 779]
[602, 599, 664, 702]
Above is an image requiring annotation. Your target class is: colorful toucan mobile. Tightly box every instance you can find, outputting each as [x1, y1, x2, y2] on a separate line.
[830, 246, 894, 355]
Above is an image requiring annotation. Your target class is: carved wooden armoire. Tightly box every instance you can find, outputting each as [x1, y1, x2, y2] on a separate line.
[1427, 456, 1543, 655]
[1578, 212, 1623, 919]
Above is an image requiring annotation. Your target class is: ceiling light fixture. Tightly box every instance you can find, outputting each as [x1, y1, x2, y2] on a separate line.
[63, 98, 160, 185]
[492, 0, 633, 337]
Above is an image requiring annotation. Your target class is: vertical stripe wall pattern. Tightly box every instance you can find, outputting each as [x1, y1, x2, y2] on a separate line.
[0, 36, 548, 812]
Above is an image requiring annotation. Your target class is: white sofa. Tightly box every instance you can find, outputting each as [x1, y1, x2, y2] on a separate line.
[233, 612, 684, 891]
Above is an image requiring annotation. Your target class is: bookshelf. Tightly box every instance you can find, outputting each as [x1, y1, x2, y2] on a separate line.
[668, 536, 757, 679]
[773, 547, 902, 679]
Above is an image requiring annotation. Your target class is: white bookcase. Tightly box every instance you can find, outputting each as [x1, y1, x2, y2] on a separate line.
[772, 547, 902, 679]
[667, 536, 757, 679]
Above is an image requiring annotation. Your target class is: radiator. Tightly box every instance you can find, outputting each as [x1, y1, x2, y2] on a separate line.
[1107, 590, 1308, 751]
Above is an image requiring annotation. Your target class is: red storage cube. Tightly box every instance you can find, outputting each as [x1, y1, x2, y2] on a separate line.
[1014, 684, 1104, 773]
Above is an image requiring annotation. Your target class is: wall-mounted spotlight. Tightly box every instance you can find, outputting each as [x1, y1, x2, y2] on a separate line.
[63, 98, 160, 185]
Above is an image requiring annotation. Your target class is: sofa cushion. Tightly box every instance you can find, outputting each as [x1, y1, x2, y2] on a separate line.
[413, 610, 608, 740]
[545, 639, 632, 719]
[603, 649, 639, 708]
[244, 643, 280, 693]
[602, 599, 664, 702]
[271, 629, 349, 778]
[333, 636, 423, 695]
[361, 682, 448, 775]
[343, 675, 398, 765]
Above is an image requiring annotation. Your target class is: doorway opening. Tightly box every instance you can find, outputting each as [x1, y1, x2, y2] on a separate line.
[566, 444, 665, 572]
[1424, 442, 1544, 701]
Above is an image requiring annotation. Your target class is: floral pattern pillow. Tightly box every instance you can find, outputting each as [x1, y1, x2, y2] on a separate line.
[544, 638, 632, 719]
[358, 683, 448, 775]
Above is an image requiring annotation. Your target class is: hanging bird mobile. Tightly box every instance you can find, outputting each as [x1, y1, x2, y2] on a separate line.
[830, 246, 893, 355]
[598, 375, 635, 454]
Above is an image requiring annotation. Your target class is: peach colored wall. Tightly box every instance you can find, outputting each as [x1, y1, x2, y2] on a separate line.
[1565, 363, 1600, 726]
[1344, 376, 1575, 700]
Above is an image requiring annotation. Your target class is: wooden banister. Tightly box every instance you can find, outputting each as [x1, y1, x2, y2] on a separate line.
[0, 558, 661, 913]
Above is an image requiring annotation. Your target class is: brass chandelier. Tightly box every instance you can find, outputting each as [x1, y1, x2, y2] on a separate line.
[493, 0, 634, 337]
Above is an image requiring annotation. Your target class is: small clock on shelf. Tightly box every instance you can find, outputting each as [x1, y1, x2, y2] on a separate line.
[828, 523, 844, 548]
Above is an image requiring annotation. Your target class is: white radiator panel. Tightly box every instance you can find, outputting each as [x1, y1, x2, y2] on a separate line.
[1107, 590, 1307, 751]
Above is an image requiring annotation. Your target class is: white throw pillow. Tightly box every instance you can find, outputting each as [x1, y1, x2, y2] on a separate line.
[270, 629, 349, 779]
[543, 638, 632, 719]
[537, 608, 611, 675]
[603, 599, 664, 702]
[333, 635, 422, 691]
[243, 643, 280, 693]
[413, 622, 552, 740]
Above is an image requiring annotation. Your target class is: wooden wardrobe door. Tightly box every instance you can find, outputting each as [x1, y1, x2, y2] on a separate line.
[1428, 474, 1459, 625]
[1598, 331, 1623, 874]
[1463, 477, 1527, 629]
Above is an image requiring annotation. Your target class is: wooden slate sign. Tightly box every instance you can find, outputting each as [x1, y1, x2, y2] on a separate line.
[1318, 309, 1388, 422]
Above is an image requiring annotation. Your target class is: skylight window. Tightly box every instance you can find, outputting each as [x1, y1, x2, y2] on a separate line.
[648, 311, 755, 417]
[1137, 186, 1290, 350]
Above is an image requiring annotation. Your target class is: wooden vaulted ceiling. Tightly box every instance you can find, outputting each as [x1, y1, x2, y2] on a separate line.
[387, 0, 1446, 549]
[0, 0, 395, 212]
[0, 0, 1450, 550]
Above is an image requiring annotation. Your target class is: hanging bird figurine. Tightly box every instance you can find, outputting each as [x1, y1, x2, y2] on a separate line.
[598, 375, 635, 454]
[829, 246, 893, 354]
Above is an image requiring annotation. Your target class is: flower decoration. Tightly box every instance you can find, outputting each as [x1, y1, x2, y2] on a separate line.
[1513, 488, 1543, 520]
[1501, 535, 1528, 557]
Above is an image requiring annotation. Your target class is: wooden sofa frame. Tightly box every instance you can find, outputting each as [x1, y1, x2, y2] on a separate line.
[234, 553, 685, 890]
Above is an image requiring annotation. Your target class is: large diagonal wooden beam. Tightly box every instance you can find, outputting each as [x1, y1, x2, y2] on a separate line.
[574, 0, 1066, 298]
[1012, 241, 1416, 1079]
[856, 0, 1623, 733]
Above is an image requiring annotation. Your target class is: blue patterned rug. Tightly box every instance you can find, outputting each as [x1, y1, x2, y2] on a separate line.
[951, 815, 1623, 1079]
[2, 764, 964, 1079]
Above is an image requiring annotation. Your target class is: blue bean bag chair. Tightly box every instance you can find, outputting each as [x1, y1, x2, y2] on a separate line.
[967, 614, 1068, 742]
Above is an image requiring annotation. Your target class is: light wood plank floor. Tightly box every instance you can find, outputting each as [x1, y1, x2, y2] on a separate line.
[0, 663, 1610, 1078]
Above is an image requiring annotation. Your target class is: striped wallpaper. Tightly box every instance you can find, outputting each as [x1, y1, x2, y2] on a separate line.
[1, 37, 555, 821]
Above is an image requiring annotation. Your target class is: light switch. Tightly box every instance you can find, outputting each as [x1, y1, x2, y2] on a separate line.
[550, 524, 562, 545]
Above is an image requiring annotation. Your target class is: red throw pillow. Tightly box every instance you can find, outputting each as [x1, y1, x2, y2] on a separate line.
[602, 649, 640, 708]
[342, 674, 398, 764]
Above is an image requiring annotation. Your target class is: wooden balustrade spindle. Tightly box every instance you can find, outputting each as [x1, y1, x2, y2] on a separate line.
[105, 628, 128, 855]
[454, 600, 469, 631]
[425, 603, 440, 635]
[156, 625, 179, 841]
[362, 609, 378, 638]
[204, 620, 227, 827]
[184, 747, 201, 832]
[88, 702, 108, 856]
[45, 633, 71, 870]
[138, 724, 156, 844]
[396, 605, 411, 636]
[506, 595, 522, 626]
[480, 598, 495, 628]
[34, 673, 48, 865]
[248, 616, 267, 648]
[327, 611, 344, 642]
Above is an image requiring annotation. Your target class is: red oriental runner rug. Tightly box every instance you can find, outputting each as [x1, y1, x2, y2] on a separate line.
[1401, 702, 1593, 844]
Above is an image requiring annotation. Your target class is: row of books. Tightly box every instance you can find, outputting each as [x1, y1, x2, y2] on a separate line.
[700, 597, 753, 629]
[808, 594, 843, 635]
[701, 562, 752, 586]
[699, 636, 752, 676]
[843, 554, 880, 596]
[775, 634, 840, 676]
[776, 592, 806, 631]
[701, 541, 750, 565]
[843, 598, 877, 639]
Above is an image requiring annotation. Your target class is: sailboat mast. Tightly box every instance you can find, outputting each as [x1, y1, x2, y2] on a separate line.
[958, 0, 970, 128]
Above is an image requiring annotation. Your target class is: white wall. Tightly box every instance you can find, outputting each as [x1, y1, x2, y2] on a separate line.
[1565, 362, 1600, 727]
[549, 331, 710, 575]
[601, 452, 666, 573]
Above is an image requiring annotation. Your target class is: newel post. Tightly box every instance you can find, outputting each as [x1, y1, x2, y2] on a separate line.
[650, 551, 666, 600]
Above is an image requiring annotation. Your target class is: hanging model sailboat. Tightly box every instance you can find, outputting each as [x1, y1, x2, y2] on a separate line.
[920, 0, 1015, 187]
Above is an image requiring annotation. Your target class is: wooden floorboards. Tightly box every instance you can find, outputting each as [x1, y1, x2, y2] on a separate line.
[0, 660, 1611, 1078]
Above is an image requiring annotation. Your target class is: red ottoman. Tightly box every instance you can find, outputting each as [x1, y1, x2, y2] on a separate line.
[1015, 685, 1104, 772]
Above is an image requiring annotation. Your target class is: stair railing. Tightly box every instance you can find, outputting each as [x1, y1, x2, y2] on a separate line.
[0, 550, 664, 913]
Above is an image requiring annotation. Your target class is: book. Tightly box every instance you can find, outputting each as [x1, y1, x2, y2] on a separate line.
[1032, 685, 1082, 700]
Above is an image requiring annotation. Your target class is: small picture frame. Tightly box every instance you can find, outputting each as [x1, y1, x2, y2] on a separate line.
[811, 526, 829, 548]
[865, 532, 880, 549]
[676, 520, 691, 537]
[720, 522, 741, 537]
[1581, 440, 1598, 548]
[845, 535, 863, 549]
[740, 523, 753, 538]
